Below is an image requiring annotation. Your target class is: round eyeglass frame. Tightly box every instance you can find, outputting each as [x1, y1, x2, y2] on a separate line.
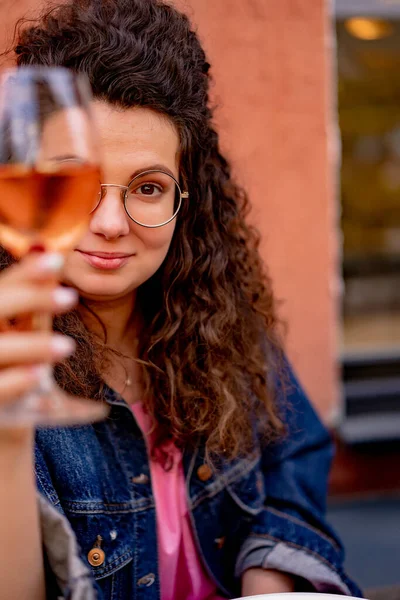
[91, 169, 189, 228]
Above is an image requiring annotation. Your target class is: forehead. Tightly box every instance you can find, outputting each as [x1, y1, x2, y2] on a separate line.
[92, 101, 180, 175]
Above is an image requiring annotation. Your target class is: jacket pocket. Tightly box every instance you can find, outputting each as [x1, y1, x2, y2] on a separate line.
[62, 508, 134, 599]
[225, 463, 266, 516]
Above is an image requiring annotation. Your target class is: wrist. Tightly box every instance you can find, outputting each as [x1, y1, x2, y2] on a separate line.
[241, 567, 296, 595]
[0, 426, 34, 459]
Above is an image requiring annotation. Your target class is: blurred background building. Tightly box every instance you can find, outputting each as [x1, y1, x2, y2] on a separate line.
[0, 0, 400, 596]
[337, 0, 400, 444]
[330, 1, 400, 596]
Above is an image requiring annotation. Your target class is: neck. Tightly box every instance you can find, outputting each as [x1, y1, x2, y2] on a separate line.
[79, 291, 138, 352]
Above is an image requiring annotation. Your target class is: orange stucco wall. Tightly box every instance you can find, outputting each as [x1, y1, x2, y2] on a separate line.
[0, 0, 339, 420]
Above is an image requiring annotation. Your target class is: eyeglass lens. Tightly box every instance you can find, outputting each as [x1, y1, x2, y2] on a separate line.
[93, 170, 182, 227]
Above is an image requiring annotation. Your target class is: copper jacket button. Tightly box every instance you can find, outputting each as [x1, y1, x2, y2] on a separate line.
[214, 536, 226, 550]
[132, 473, 149, 484]
[197, 464, 213, 482]
[88, 548, 106, 567]
[137, 573, 156, 587]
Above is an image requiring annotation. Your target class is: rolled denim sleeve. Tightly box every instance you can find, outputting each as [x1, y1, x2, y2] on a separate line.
[235, 359, 363, 598]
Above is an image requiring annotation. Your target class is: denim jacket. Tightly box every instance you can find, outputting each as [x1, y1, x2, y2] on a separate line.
[35, 363, 363, 599]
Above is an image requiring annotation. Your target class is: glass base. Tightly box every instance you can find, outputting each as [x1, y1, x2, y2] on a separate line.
[0, 368, 108, 427]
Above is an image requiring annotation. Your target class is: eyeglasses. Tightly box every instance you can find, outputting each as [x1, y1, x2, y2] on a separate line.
[91, 169, 189, 228]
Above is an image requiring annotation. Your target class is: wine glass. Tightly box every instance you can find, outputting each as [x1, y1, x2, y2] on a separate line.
[0, 66, 108, 426]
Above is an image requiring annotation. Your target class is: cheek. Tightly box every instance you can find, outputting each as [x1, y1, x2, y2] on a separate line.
[130, 223, 175, 278]
[133, 222, 175, 251]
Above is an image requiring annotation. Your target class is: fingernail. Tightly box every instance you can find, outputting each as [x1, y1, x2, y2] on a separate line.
[53, 287, 78, 308]
[51, 335, 76, 358]
[37, 253, 65, 273]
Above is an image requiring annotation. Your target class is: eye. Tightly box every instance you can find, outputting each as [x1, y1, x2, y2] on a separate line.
[134, 183, 163, 196]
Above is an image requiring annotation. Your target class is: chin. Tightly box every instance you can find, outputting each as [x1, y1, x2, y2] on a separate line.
[76, 284, 136, 302]
[63, 272, 138, 300]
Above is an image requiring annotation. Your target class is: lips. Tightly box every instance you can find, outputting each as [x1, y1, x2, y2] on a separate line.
[79, 251, 134, 258]
[76, 249, 134, 270]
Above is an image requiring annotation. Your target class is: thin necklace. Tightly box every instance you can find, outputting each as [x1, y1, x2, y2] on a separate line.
[121, 360, 134, 393]
[112, 342, 139, 393]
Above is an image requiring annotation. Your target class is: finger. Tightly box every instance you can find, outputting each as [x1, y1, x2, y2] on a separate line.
[0, 253, 65, 286]
[0, 365, 45, 406]
[0, 333, 75, 366]
[0, 286, 78, 320]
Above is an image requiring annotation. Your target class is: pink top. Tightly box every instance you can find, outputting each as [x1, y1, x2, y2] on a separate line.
[131, 403, 226, 600]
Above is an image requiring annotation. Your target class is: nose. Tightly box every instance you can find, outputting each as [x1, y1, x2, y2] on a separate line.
[89, 186, 130, 240]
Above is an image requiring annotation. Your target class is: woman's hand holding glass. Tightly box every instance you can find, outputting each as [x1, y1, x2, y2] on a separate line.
[0, 66, 108, 426]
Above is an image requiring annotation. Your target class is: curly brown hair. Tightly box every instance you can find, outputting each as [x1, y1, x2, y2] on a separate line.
[5, 0, 285, 460]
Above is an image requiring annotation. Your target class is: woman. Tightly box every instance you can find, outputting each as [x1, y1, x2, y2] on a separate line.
[0, 1, 361, 599]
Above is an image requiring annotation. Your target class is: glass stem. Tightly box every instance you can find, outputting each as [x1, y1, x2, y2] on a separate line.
[32, 311, 53, 332]
[32, 288, 55, 396]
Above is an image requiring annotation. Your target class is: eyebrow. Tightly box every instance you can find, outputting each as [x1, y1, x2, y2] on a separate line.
[128, 164, 177, 181]
[47, 157, 178, 181]
[48, 154, 84, 162]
